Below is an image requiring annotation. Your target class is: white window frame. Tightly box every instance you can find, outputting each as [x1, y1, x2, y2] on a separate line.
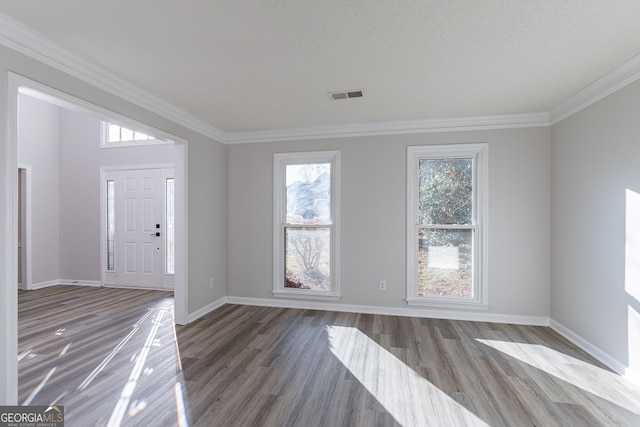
[100, 121, 171, 148]
[406, 143, 489, 309]
[273, 151, 341, 300]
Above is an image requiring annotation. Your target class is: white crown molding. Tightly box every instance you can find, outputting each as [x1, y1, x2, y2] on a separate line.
[2, 12, 640, 144]
[0, 12, 227, 143]
[226, 112, 552, 144]
[549, 52, 640, 125]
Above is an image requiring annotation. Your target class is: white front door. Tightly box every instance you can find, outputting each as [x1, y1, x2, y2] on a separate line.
[105, 168, 173, 289]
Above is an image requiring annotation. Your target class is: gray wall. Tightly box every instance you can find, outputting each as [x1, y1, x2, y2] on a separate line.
[17, 95, 60, 284]
[227, 127, 551, 318]
[57, 108, 176, 281]
[551, 79, 640, 380]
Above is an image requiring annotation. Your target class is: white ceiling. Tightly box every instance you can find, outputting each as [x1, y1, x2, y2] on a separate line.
[2, 1, 640, 136]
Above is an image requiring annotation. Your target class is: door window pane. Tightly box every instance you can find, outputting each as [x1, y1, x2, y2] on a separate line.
[106, 180, 115, 271]
[165, 178, 175, 275]
[285, 227, 330, 290]
[418, 229, 473, 297]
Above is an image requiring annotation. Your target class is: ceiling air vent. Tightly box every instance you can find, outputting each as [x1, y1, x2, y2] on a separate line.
[328, 89, 364, 100]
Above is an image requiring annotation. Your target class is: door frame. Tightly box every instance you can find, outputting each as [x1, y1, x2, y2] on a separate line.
[17, 165, 32, 290]
[1, 72, 190, 403]
[101, 165, 175, 290]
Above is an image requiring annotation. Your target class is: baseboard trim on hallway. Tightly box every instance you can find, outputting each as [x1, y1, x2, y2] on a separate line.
[187, 297, 228, 323]
[58, 280, 102, 287]
[27, 280, 173, 292]
[30, 279, 101, 290]
[29, 280, 61, 290]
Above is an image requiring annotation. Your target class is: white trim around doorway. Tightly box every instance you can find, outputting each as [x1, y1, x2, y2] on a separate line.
[1, 72, 190, 404]
[17, 164, 32, 291]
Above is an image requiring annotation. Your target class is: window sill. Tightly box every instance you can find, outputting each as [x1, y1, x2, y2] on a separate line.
[100, 141, 171, 149]
[273, 290, 342, 302]
[406, 297, 489, 311]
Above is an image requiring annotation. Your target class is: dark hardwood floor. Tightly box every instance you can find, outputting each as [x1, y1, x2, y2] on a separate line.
[18, 286, 640, 426]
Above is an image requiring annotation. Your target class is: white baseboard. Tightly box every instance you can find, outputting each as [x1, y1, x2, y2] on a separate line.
[225, 296, 550, 326]
[30, 279, 102, 290]
[29, 280, 173, 292]
[187, 297, 228, 323]
[58, 279, 102, 287]
[549, 319, 640, 388]
[101, 283, 173, 292]
[29, 280, 59, 290]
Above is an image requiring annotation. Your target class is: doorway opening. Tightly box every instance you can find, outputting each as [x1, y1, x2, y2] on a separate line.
[2, 72, 189, 403]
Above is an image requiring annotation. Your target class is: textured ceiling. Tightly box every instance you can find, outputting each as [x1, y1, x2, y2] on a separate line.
[2, 1, 640, 133]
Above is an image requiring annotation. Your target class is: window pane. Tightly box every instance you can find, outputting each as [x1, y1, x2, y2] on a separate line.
[104, 122, 161, 146]
[107, 124, 120, 143]
[165, 178, 175, 275]
[120, 127, 134, 141]
[419, 158, 472, 225]
[106, 180, 115, 271]
[133, 131, 149, 140]
[418, 229, 472, 297]
[286, 163, 331, 224]
[285, 227, 330, 290]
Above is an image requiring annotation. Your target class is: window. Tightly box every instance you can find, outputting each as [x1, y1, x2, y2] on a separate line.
[407, 144, 488, 308]
[274, 151, 340, 300]
[101, 122, 169, 148]
[165, 178, 175, 275]
[106, 180, 115, 271]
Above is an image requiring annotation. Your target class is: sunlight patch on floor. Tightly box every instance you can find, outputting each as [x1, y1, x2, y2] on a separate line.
[327, 325, 489, 427]
[18, 348, 32, 362]
[174, 382, 190, 427]
[476, 339, 640, 415]
[58, 342, 71, 357]
[77, 309, 155, 391]
[22, 367, 57, 405]
[107, 306, 168, 427]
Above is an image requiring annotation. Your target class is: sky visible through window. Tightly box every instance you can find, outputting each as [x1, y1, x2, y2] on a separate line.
[286, 163, 329, 187]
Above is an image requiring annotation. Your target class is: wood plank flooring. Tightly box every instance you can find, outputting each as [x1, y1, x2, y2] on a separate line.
[19, 286, 177, 426]
[19, 286, 640, 426]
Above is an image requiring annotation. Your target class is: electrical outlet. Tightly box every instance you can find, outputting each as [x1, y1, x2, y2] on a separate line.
[209, 277, 215, 288]
[379, 280, 386, 291]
